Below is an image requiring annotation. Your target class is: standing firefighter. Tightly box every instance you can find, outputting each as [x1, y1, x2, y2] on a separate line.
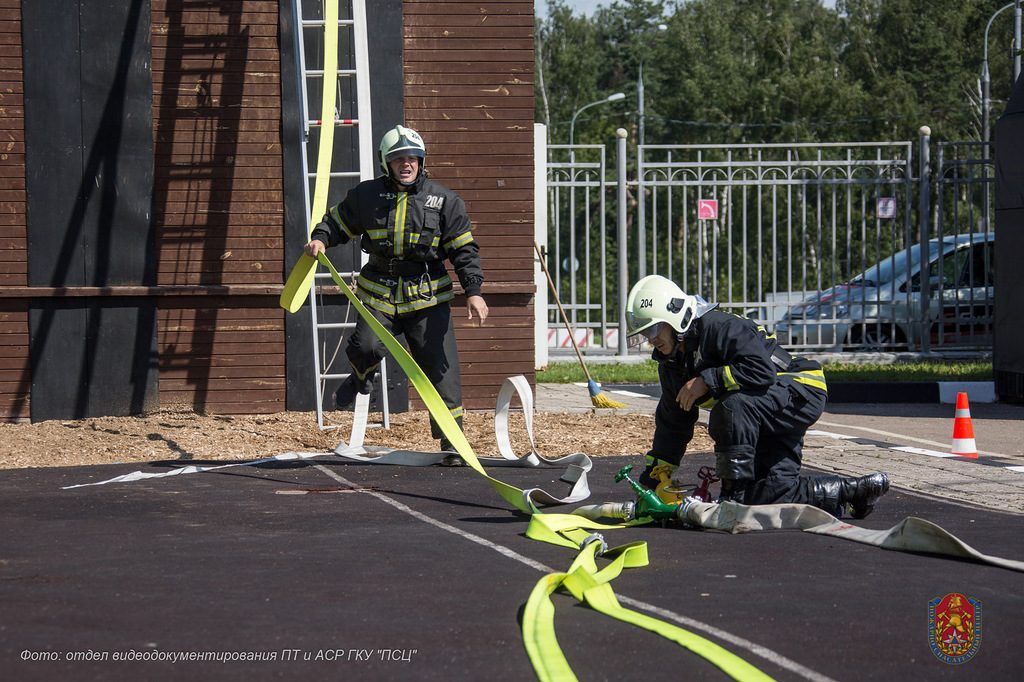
[305, 125, 488, 466]
[625, 275, 889, 518]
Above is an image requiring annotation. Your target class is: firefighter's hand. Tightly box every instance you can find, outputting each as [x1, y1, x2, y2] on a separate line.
[467, 295, 489, 326]
[304, 239, 327, 257]
[677, 376, 709, 411]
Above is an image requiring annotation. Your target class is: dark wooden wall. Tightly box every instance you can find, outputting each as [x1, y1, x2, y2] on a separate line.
[152, 0, 284, 413]
[404, 0, 535, 410]
[0, 0, 28, 420]
[0, 0, 534, 420]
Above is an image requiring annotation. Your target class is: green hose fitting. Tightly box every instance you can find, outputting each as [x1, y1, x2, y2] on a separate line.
[615, 465, 682, 521]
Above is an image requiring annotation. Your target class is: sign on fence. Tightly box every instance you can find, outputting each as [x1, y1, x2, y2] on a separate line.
[698, 199, 719, 220]
[877, 197, 897, 219]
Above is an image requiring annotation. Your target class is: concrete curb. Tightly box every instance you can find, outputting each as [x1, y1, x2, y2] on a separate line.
[828, 381, 996, 404]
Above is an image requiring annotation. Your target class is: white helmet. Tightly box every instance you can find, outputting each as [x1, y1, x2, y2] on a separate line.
[378, 125, 426, 177]
[625, 275, 717, 344]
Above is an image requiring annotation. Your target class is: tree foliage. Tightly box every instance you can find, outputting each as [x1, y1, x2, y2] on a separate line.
[536, 0, 1017, 146]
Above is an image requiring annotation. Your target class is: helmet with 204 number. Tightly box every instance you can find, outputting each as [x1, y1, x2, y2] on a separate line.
[378, 125, 426, 175]
[625, 275, 717, 345]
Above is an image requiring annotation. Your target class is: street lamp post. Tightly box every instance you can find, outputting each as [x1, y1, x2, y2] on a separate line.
[564, 92, 623, 328]
[982, 1, 1020, 151]
[637, 23, 667, 147]
[981, 1, 1020, 233]
[569, 92, 626, 153]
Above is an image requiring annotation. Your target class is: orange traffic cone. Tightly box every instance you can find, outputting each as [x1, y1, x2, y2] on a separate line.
[951, 391, 978, 459]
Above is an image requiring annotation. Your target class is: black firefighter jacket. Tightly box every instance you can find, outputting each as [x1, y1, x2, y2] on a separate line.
[310, 173, 484, 316]
[648, 310, 827, 465]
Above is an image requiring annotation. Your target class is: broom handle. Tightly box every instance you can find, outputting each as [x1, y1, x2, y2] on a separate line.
[534, 241, 594, 383]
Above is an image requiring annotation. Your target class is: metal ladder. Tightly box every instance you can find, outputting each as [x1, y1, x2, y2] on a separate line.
[290, 0, 389, 433]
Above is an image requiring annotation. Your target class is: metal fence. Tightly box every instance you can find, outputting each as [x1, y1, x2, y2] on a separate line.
[540, 133, 995, 354]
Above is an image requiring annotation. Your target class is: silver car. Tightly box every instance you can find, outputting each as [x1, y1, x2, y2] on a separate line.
[775, 233, 995, 351]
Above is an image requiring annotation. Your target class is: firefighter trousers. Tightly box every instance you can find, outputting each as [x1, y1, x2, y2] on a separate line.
[346, 303, 464, 441]
[707, 383, 827, 505]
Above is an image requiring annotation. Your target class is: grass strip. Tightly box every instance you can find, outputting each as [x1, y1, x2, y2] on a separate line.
[537, 360, 993, 384]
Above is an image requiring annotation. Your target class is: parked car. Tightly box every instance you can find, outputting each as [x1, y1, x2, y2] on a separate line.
[775, 233, 995, 350]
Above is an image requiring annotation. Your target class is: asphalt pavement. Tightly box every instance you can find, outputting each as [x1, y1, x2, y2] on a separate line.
[1, 385, 1022, 680]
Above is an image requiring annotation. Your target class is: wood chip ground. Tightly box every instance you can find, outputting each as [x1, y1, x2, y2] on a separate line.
[0, 409, 714, 470]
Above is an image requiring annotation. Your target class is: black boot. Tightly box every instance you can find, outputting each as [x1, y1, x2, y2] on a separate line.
[335, 369, 375, 409]
[810, 473, 890, 519]
[437, 438, 465, 467]
[843, 473, 890, 519]
[809, 476, 847, 517]
[716, 479, 751, 504]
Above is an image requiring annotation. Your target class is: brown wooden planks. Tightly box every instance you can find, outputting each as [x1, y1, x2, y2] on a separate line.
[402, 1, 535, 408]
[0, 5, 26, 420]
[157, 300, 285, 414]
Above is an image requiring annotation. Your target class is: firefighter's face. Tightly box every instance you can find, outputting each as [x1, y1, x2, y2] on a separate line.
[388, 155, 420, 185]
[649, 322, 680, 355]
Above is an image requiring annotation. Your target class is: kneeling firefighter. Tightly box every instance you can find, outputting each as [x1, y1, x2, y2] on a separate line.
[625, 275, 889, 518]
[305, 125, 488, 466]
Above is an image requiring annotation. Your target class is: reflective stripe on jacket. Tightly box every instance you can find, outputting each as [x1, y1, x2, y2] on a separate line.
[309, 173, 484, 314]
[647, 310, 828, 461]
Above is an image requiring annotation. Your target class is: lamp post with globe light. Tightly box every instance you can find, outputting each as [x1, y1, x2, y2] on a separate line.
[569, 92, 627, 154]
[981, 2, 1020, 153]
[638, 23, 668, 147]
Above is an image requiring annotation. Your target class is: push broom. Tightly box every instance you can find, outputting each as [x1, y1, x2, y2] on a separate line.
[534, 241, 626, 409]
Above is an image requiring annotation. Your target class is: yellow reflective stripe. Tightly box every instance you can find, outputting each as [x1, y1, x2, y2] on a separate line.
[329, 205, 356, 239]
[406, 234, 443, 248]
[356, 274, 391, 297]
[351, 363, 376, 380]
[793, 376, 828, 392]
[406, 274, 452, 298]
[444, 230, 474, 250]
[722, 366, 739, 391]
[643, 455, 677, 472]
[394, 192, 409, 256]
[357, 291, 396, 315]
[396, 290, 453, 314]
[779, 369, 828, 392]
[449, 405, 464, 420]
[357, 288, 454, 316]
[367, 228, 388, 240]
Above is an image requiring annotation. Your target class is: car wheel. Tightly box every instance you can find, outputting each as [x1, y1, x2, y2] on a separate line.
[848, 324, 906, 351]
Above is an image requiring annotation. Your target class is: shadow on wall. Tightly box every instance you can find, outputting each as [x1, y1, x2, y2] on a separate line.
[18, 0, 156, 421]
[154, 0, 249, 411]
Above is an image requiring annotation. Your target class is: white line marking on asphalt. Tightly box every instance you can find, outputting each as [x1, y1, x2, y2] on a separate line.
[890, 445, 958, 459]
[814, 419, 1005, 459]
[616, 596, 838, 682]
[812, 428, 957, 458]
[314, 464, 837, 682]
[1007, 466, 1024, 474]
[806, 429, 858, 440]
[609, 390, 651, 398]
[313, 465, 553, 573]
[816, 420, 953, 450]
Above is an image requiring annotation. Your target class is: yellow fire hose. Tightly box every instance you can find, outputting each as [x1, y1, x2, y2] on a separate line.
[281, 250, 774, 681]
[280, 5, 773, 678]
